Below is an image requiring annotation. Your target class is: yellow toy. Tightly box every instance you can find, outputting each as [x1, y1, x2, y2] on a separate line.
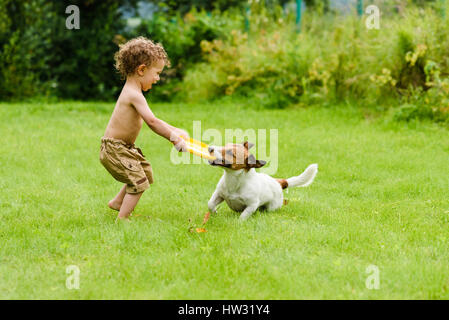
[180, 136, 216, 161]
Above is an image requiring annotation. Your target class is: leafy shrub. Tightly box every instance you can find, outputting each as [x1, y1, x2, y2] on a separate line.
[0, 0, 56, 99]
[0, 0, 133, 101]
[394, 103, 435, 122]
[49, 0, 128, 100]
[155, 0, 245, 15]
[179, 2, 449, 123]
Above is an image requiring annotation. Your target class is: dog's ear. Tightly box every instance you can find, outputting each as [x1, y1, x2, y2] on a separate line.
[243, 141, 254, 149]
[255, 160, 266, 168]
[247, 154, 257, 165]
[247, 155, 266, 168]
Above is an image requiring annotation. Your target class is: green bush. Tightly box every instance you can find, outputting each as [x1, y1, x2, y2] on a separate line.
[394, 103, 435, 122]
[0, 0, 55, 99]
[155, 0, 245, 15]
[179, 2, 449, 122]
[49, 1, 128, 100]
[0, 0, 133, 101]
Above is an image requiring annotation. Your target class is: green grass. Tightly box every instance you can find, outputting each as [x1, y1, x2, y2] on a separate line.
[0, 100, 448, 299]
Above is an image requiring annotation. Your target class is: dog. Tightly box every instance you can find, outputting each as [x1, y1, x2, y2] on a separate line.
[207, 141, 318, 220]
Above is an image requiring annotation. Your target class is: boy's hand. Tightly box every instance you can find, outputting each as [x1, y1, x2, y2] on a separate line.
[174, 128, 189, 139]
[173, 136, 188, 152]
[170, 130, 188, 152]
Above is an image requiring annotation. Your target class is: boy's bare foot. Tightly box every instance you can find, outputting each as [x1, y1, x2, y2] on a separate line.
[108, 200, 122, 211]
[115, 216, 132, 223]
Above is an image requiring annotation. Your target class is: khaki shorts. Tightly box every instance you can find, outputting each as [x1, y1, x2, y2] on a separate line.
[99, 137, 153, 194]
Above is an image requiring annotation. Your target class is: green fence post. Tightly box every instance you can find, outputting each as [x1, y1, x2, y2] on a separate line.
[357, 0, 364, 17]
[245, 3, 250, 32]
[296, 0, 302, 32]
[442, 0, 446, 18]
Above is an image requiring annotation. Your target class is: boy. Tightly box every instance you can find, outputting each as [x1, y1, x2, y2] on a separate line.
[100, 37, 188, 221]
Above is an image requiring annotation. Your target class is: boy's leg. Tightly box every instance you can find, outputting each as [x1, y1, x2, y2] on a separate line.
[117, 191, 144, 220]
[108, 185, 127, 211]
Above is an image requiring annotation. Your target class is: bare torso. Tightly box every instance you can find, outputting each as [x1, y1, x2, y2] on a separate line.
[104, 86, 143, 144]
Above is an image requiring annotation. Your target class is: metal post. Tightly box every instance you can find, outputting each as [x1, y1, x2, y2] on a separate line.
[442, 0, 446, 18]
[357, 0, 364, 17]
[296, 0, 302, 32]
[245, 3, 250, 32]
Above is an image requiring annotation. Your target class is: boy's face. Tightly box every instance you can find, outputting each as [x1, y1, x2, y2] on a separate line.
[139, 59, 165, 91]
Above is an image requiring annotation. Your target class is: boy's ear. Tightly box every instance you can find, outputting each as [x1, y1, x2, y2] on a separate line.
[136, 64, 146, 76]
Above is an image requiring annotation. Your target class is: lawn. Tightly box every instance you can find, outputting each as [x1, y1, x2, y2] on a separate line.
[0, 100, 448, 299]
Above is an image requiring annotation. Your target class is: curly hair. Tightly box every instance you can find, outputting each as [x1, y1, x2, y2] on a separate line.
[114, 37, 170, 78]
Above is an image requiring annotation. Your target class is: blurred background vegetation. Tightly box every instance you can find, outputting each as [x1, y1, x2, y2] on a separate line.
[0, 0, 448, 124]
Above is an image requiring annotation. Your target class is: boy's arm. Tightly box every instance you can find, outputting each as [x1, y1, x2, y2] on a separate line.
[131, 93, 187, 150]
[158, 119, 189, 138]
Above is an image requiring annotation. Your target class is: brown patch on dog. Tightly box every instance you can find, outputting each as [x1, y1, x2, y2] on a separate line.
[276, 179, 288, 189]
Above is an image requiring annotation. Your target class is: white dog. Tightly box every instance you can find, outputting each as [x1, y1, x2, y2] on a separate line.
[208, 141, 318, 220]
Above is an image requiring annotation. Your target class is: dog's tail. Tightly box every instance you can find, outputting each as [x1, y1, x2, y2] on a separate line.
[277, 164, 318, 189]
